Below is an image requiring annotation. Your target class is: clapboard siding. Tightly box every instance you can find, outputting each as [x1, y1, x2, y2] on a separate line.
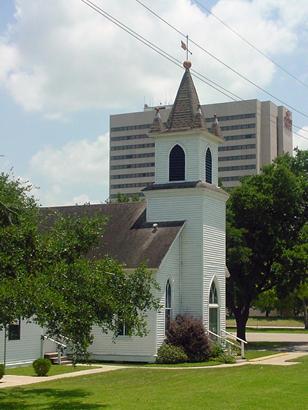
[155, 132, 218, 185]
[155, 234, 181, 350]
[202, 196, 226, 332]
[146, 192, 204, 318]
[0, 320, 43, 367]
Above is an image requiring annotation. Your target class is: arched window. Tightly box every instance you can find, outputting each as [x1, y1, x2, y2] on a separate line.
[165, 280, 172, 332]
[205, 148, 212, 184]
[169, 145, 185, 181]
[209, 280, 219, 334]
[209, 281, 218, 305]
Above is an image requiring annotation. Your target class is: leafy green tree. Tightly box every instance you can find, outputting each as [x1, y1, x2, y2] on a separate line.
[227, 151, 307, 340]
[296, 283, 308, 329]
[0, 173, 40, 331]
[0, 173, 159, 365]
[253, 288, 279, 318]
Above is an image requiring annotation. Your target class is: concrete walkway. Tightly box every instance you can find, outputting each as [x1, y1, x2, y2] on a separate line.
[249, 352, 308, 366]
[0, 365, 125, 390]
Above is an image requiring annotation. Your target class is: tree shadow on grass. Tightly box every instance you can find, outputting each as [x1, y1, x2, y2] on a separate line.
[0, 387, 108, 409]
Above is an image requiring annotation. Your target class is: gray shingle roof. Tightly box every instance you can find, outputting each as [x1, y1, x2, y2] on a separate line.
[40, 202, 184, 269]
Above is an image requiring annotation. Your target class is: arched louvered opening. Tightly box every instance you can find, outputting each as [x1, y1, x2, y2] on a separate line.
[169, 145, 185, 181]
[165, 280, 172, 333]
[205, 148, 212, 184]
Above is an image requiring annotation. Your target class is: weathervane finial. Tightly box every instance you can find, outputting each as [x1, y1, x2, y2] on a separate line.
[181, 34, 192, 69]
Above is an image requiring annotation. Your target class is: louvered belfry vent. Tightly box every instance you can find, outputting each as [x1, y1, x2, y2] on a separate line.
[169, 145, 185, 181]
[205, 148, 212, 184]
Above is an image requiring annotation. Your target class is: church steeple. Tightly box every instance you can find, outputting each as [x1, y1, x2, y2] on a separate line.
[165, 61, 206, 132]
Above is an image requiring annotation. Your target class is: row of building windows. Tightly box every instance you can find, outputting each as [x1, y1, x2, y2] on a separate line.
[218, 154, 256, 162]
[219, 164, 256, 172]
[220, 176, 242, 181]
[110, 172, 155, 180]
[219, 123, 255, 131]
[111, 182, 152, 189]
[111, 152, 155, 161]
[224, 133, 255, 142]
[111, 123, 152, 132]
[111, 162, 155, 170]
[110, 143, 155, 151]
[218, 144, 256, 152]
[111, 134, 149, 142]
[206, 113, 256, 122]
[110, 192, 144, 199]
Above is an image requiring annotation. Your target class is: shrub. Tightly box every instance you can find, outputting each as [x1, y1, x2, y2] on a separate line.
[0, 364, 4, 380]
[166, 315, 210, 362]
[32, 358, 51, 376]
[210, 342, 224, 358]
[218, 353, 236, 364]
[156, 343, 188, 364]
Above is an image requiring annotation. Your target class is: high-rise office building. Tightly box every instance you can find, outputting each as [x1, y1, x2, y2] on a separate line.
[109, 99, 292, 199]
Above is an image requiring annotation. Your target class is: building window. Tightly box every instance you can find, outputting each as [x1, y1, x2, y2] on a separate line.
[205, 148, 212, 184]
[209, 282, 218, 305]
[8, 319, 21, 341]
[117, 322, 130, 336]
[169, 145, 185, 181]
[209, 281, 219, 334]
[165, 280, 172, 333]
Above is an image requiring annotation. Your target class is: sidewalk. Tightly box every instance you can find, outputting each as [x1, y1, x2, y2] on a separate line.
[0, 365, 125, 389]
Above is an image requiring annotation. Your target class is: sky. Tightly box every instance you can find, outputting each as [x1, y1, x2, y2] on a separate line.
[0, 0, 308, 206]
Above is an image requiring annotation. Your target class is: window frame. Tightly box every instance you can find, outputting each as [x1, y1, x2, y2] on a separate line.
[169, 144, 186, 182]
[8, 318, 21, 341]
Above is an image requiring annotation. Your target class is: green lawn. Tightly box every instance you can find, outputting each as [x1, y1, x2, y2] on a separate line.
[245, 349, 278, 360]
[1, 356, 308, 409]
[6, 364, 98, 377]
[226, 317, 305, 328]
[227, 327, 308, 334]
[145, 359, 222, 367]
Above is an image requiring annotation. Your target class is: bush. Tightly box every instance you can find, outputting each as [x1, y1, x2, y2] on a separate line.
[210, 342, 224, 358]
[166, 315, 210, 362]
[218, 353, 236, 364]
[156, 343, 188, 364]
[0, 364, 4, 380]
[32, 358, 51, 376]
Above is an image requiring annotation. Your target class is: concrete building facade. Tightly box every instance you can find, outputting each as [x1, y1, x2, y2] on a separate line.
[109, 99, 292, 198]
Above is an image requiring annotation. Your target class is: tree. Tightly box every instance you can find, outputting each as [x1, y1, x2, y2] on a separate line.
[253, 288, 278, 318]
[227, 151, 307, 340]
[0, 173, 159, 365]
[296, 283, 308, 329]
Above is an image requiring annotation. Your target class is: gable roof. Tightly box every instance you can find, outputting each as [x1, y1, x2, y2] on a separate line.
[40, 202, 185, 269]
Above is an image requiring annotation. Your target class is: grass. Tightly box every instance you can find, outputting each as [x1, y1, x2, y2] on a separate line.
[244, 349, 278, 360]
[145, 359, 222, 367]
[6, 364, 99, 377]
[226, 317, 305, 328]
[1, 356, 308, 409]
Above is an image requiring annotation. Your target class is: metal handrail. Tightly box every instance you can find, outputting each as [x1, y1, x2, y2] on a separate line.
[42, 335, 67, 348]
[221, 329, 247, 358]
[207, 329, 237, 348]
[221, 329, 247, 344]
[41, 335, 67, 365]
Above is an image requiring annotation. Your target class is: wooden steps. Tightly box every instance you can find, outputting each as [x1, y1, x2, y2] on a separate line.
[44, 352, 72, 365]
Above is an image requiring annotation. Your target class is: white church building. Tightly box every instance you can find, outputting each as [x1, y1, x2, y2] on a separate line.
[0, 61, 228, 365]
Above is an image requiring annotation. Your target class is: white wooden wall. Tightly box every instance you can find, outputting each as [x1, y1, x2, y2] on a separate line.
[154, 131, 218, 185]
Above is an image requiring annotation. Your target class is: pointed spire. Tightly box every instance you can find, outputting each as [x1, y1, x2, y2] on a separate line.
[165, 62, 206, 132]
[211, 114, 222, 137]
[150, 107, 165, 133]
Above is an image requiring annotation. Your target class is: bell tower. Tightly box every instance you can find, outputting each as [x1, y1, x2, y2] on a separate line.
[143, 61, 228, 333]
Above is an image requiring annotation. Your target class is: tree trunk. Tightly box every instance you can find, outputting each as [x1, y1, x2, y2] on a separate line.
[234, 306, 250, 341]
[303, 300, 308, 330]
[266, 310, 269, 318]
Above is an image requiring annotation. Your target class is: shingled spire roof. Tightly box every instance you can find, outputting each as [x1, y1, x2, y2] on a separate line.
[165, 61, 206, 132]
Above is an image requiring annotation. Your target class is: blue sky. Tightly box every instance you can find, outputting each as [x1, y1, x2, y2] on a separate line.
[1, 0, 308, 206]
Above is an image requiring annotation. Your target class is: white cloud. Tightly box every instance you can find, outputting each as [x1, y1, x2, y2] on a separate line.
[29, 133, 109, 206]
[293, 127, 308, 151]
[0, 0, 307, 114]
